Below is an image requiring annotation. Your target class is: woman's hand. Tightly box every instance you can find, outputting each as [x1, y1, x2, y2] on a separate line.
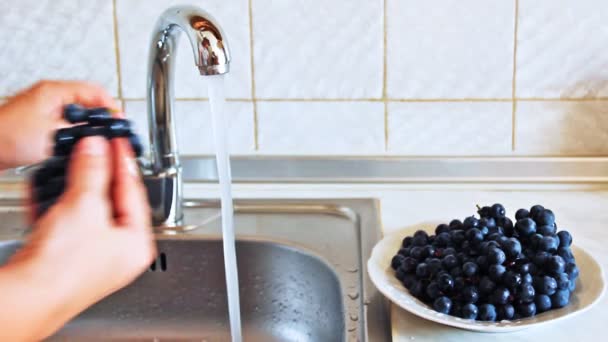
[0, 136, 156, 341]
[0, 80, 117, 170]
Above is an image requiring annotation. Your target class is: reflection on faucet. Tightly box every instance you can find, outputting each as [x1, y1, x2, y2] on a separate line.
[144, 5, 230, 227]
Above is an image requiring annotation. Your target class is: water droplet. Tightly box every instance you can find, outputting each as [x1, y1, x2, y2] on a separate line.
[347, 267, 358, 273]
[348, 291, 359, 300]
[350, 313, 359, 321]
[348, 327, 356, 332]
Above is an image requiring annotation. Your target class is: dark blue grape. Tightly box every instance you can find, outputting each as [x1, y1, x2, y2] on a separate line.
[535, 294, 552, 313]
[496, 217, 514, 236]
[426, 281, 442, 300]
[462, 262, 479, 277]
[515, 208, 530, 221]
[437, 273, 454, 292]
[402, 236, 413, 247]
[451, 266, 464, 278]
[435, 224, 450, 235]
[463, 216, 480, 230]
[490, 203, 506, 218]
[536, 209, 555, 226]
[478, 304, 497, 321]
[557, 231, 573, 248]
[497, 304, 515, 320]
[435, 232, 451, 247]
[450, 230, 466, 245]
[465, 228, 483, 243]
[537, 224, 556, 236]
[461, 286, 479, 304]
[442, 254, 459, 270]
[433, 296, 452, 314]
[491, 286, 510, 305]
[422, 245, 435, 259]
[402, 273, 417, 289]
[398, 247, 411, 257]
[481, 217, 497, 229]
[517, 302, 536, 317]
[395, 267, 407, 281]
[478, 206, 492, 218]
[487, 247, 506, 265]
[460, 303, 478, 320]
[539, 236, 559, 253]
[416, 263, 430, 278]
[501, 238, 522, 259]
[479, 276, 496, 295]
[555, 272, 569, 290]
[443, 247, 456, 256]
[454, 277, 466, 291]
[449, 219, 463, 230]
[503, 271, 522, 289]
[529, 205, 545, 220]
[516, 218, 537, 237]
[551, 289, 570, 308]
[391, 254, 405, 270]
[517, 283, 535, 303]
[401, 257, 418, 273]
[538, 276, 558, 296]
[410, 247, 424, 260]
[565, 263, 579, 280]
[533, 251, 552, 267]
[488, 264, 506, 282]
[547, 255, 566, 274]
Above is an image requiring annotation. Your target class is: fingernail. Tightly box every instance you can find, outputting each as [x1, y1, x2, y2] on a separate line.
[78, 136, 107, 156]
[125, 157, 139, 176]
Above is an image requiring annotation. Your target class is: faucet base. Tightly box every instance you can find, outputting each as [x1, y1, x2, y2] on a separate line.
[143, 170, 183, 227]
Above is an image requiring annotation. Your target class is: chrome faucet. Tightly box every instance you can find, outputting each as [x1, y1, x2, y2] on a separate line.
[144, 5, 230, 227]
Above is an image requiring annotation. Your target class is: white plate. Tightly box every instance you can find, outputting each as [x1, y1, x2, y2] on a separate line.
[367, 224, 606, 332]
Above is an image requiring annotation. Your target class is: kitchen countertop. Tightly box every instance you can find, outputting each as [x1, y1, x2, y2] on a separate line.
[181, 183, 608, 342]
[1, 181, 607, 341]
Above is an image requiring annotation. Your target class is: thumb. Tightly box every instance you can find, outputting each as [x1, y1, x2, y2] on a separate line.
[64, 136, 111, 202]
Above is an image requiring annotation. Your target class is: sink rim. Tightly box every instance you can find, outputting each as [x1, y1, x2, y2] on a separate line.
[0, 197, 391, 341]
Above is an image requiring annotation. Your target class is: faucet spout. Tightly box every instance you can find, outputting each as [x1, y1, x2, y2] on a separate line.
[145, 5, 230, 227]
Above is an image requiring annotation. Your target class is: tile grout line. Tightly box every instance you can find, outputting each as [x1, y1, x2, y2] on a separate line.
[248, 0, 259, 151]
[4, 96, 608, 103]
[511, 0, 519, 152]
[111, 0, 123, 99]
[383, 0, 389, 152]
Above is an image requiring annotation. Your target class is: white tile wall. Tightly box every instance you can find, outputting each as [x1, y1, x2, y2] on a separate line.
[252, 0, 383, 99]
[257, 102, 384, 155]
[388, 102, 512, 155]
[517, 0, 608, 99]
[0, 1, 607, 157]
[125, 100, 255, 155]
[0, 0, 117, 96]
[515, 101, 608, 155]
[386, 0, 515, 99]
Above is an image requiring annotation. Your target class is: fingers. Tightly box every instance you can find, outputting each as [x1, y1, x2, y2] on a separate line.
[5, 80, 119, 121]
[63, 137, 112, 214]
[32, 80, 119, 111]
[110, 138, 150, 228]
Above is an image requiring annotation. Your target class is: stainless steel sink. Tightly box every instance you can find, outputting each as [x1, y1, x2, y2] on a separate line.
[0, 198, 390, 341]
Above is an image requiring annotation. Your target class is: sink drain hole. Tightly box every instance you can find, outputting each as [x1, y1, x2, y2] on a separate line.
[149, 252, 167, 272]
[160, 252, 167, 271]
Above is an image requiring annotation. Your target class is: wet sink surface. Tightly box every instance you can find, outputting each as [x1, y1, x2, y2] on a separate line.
[0, 198, 390, 341]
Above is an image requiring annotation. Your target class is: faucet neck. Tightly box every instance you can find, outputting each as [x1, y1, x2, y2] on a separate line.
[145, 5, 230, 227]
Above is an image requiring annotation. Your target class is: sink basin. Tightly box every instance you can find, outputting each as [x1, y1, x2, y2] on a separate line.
[0, 198, 390, 341]
[0, 238, 343, 341]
